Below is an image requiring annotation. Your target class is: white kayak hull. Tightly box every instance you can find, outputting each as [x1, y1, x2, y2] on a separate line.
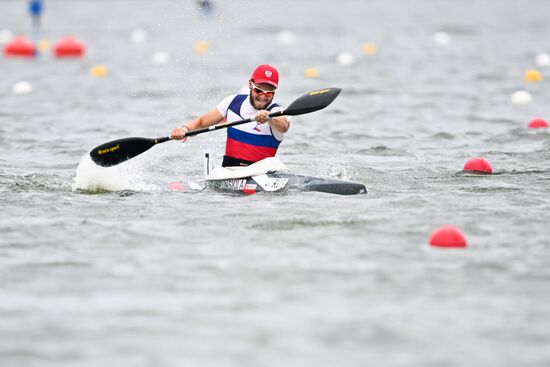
[205, 171, 367, 195]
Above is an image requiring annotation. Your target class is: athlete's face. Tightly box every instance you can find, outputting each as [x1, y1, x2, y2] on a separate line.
[249, 81, 276, 110]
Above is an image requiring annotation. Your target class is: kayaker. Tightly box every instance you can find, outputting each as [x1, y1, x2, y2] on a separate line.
[171, 64, 290, 167]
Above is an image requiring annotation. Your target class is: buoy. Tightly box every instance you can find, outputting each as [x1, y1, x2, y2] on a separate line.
[130, 29, 148, 43]
[91, 64, 108, 77]
[193, 40, 209, 55]
[463, 157, 493, 174]
[336, 52, 355, 66]
[53, 36, 85, 58]
[524, 69, 542, 82]
[528, 118, 549, 129]
[535, 53, 550, 67]
[433, 31, 451, 46]
[362, 42, 378, 55]
[12, 81, 33, 94]
[37, 39, 50, 52]
[304, 67, 319, 78]
[3, 36, 35, 57]
[429, 225, 467, 248]
[510, 90, 532, 105]
[152, 51, 170, 64]
[276, 30, 295, 45]
[0, 29, 13, 44]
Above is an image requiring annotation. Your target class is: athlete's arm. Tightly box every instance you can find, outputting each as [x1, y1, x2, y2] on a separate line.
[171, 108, 224, 141]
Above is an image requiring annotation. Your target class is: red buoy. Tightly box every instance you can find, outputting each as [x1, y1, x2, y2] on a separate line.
[463, 157, 492, 174]
[3, 36, 35, 57]
[429, 225, 467, 248]
[528, 118, 549, 129]
[53, 36, 85, 58]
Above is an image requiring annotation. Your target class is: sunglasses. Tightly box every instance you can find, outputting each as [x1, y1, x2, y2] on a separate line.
[251, 82, 276, 97]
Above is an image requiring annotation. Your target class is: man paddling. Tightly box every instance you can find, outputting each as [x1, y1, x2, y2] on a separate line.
[171, 64, 290, 167]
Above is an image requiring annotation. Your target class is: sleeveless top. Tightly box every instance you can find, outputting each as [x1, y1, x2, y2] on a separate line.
[218, 94, 284, 163]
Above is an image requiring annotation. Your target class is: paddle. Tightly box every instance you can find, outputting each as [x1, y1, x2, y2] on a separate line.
[90, 87, 342, 167]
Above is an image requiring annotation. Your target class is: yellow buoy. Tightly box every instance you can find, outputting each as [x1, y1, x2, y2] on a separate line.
[37, 39, 50, 52]
[194, 41, 209, 55]
[362, 43, 378, 55]
[304, 68, 319, 78]
[524, 69, 542, 82]
[91, 64, 108, 77]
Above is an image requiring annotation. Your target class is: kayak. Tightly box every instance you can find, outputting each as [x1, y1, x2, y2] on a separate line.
[192, 156, 367, 195]
[205, 171, 367, 195]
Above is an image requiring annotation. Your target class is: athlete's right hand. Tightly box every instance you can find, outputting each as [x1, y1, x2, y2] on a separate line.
[171, 126, 189, 142]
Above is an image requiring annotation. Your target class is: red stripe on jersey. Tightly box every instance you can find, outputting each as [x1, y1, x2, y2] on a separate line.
[225, 138, 277, 162]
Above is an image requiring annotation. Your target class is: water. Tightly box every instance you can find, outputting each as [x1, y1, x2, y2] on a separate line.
[2, 0, 550, 366]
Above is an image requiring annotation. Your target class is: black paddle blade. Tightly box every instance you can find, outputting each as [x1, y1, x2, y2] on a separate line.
[90, 137, 166, 167]
[284, 87, 342, 116]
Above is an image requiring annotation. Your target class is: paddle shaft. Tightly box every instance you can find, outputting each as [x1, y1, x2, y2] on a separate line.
[167, 110, 284, 140]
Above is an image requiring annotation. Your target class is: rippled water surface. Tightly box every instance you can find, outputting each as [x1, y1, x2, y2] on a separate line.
[1, 1, 550, 366]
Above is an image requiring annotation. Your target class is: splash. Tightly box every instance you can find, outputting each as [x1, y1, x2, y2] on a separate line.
[72, 154, 136, 192]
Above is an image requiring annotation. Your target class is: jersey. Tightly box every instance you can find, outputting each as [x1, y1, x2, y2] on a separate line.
[216, 94, 287, 163]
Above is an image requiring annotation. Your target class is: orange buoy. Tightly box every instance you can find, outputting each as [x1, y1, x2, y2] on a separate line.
[528, 118, 549, 129]
[53, 36, 85, 58]
[429, 225, 467, 248]
[3, 36, 35, 57]
[463, 157, 492, 174]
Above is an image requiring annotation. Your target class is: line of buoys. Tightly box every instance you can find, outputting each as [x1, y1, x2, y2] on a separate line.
[429, 225, 467, 248]
[3, 35, 85, 58]
[527, 118, 549, 129]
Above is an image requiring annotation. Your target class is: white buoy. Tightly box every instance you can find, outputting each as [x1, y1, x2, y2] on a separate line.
[511, 90, 532, 105]
[130, 29, 148, 43]
[433, 31, 451, 46]
[0, 29, 13, 44]
[276, 30, 295, 45]
[152, 51, 170, 65]
[12, 81, 33, 94]
[535, 53, 550, 67]
[336, 52, 356, 66]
